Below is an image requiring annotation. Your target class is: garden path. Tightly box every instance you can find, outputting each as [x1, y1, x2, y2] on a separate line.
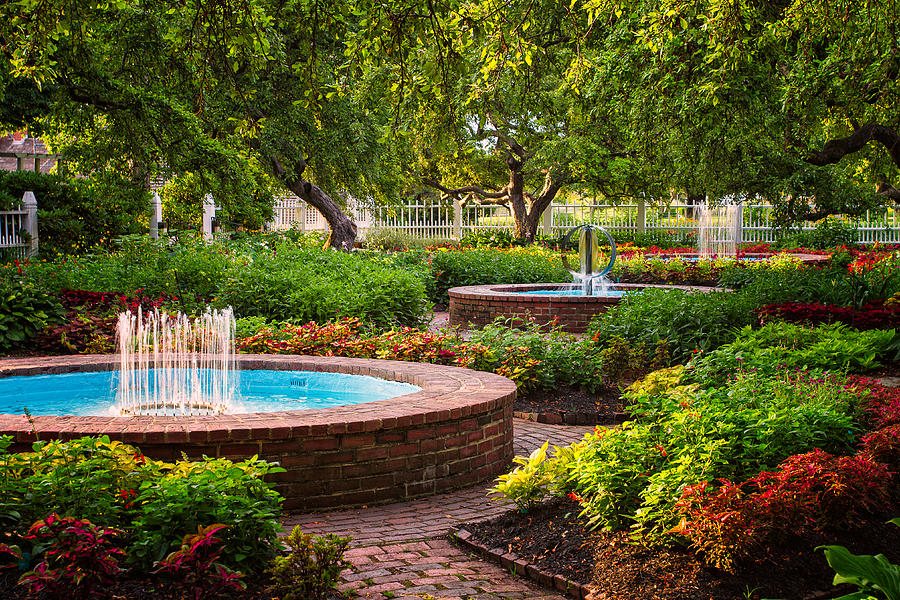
[282, 419, 592, 600]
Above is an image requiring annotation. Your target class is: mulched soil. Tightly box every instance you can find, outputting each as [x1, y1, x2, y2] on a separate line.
[515, 385, 626, 425]
[464, 498, 900, 600]
[0, 571, 345, 600]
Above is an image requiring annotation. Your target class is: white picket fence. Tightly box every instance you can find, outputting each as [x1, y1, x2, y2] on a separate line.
[0, 192, 39, 257]
[266, 196, 900, 244]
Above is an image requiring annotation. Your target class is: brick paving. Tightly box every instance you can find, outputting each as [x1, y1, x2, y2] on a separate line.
[283, 419, 594, 600]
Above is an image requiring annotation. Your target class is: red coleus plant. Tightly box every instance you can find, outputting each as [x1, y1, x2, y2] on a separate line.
[847, 374, 900, 428]
[746, 449, 894, 529]
[153, 524, 245, 600]
[18, 514, 126, 600]
[673, 450, 894, 570]
[859, 424, 900, 474]
[672, 479, 761, 571]
[0, 543, 22, 570]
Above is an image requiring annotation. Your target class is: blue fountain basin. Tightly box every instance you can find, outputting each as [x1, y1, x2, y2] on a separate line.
[0, 369, 421, 416]
[514, 289, 626, 297]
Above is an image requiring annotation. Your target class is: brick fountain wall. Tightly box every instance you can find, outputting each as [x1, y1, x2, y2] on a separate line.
[0, 355, 516, 511]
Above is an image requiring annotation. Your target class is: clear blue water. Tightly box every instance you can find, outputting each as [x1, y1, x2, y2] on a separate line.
[0, 370, 421, 416]
[514, 289, 626, 297]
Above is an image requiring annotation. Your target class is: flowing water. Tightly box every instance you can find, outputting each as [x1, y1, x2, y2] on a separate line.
[697, 204, 741, 258]
[115, 307, 237, 416]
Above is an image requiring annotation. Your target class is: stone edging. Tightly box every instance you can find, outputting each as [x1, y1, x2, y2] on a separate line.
[0, 354, 517, 511]
[513, 410, 627, 426]
[451, 526, 592, 599]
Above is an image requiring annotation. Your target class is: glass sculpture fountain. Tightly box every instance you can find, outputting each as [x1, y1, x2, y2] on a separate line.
[561, 224, 617, 296]
[115, 307, 237, 416]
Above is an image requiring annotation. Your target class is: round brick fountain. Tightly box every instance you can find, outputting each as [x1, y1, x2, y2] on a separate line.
[449, 282, 726, 333]
[0, 355, 516, 511]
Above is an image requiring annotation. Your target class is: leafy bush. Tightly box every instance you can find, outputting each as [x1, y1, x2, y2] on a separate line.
[674, 451, 894, 570]
[0, 436, 155, 530]
[218, 243, 428, 327]
[502, 364, 863, 541]
[363, 227, 452, 251]
[129, 457, 283, 573]
[607, 229, 696, 249]
[611, 255, 726, 286]
[818, 518, 900, 600]
[860, 425, 900, 473]
[746, 450, 894, 528]
[757, 300, 900, 330]
[689, 322, 897, 385]
[428, 247, 569, 305]
[774, 217, 857, 250]
[587, 288, 755, 362]
[154, 524, 246, 600]
[458, 229, 530, 248]
[467, 318, 606, 392]
[18, 514, 125, 600]
[13, 237, 430, 328]
[267, 526, 351, 600]
[0, 436, 284, 576]
[489, 441, 557, 511]
[671, 480, 760, 571]
[0, 273, 64, 352]
[236, 316, 607, 393]
[723, 255, 900, 309]
[0, 170, 147, 256]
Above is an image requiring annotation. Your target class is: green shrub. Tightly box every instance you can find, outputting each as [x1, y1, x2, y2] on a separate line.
[217, 243, 428, 327]
[363, 227, 452, 251]
[429, 247, 569, 305]
[496, 363, 863, 542]
[0, 436, 156, 531]
[0, 436, 284, 575]
[15, 238, 429, 327]
[0, 275, 64, 352]
[266, 527, 350, 600]
[458, 229, 529, 248]
[468, 318, 605, 392]
[774, 217, 857, 250]
[0, 170, 147, 256]
[689, 322, 897, 386]
[607, 229, 696, 249]
[129, 456, 284, 573]
[559, 365, 859, 538]
[587, 288, 755, 363]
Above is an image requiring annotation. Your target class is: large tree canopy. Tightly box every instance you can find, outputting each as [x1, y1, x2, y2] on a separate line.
[3, 0, 897, 243]
[0, 0, 405, 248]
[582, 0, 900, 222]
[348, 0, 637, 241]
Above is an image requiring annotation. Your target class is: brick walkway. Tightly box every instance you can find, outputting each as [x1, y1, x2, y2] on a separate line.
[283, 419, 593, 600]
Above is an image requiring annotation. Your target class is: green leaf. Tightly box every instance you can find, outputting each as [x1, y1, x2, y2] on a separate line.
[819, 545, 900, 600]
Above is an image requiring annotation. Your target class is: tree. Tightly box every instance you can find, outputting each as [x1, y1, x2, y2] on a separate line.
[581, 0, 899, 223]
[348, 0, 634, 242]
[0, 0, 403, 249]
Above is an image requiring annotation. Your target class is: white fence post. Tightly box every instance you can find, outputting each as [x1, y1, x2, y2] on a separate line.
[22, 191, 38, 257]
[149, 192, 163, 240]
[542, 205, 553, 236]
[202, 194, 216, 241]
[734, 203, 744, 246]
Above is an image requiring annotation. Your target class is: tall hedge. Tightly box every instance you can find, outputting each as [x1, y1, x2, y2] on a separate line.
[0, 170, 148, 256]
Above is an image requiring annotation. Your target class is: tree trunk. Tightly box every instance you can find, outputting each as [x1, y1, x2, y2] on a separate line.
[266, 153, 357, 250]
[506, 155, 528, 239]
[685, 190, 705, 219]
